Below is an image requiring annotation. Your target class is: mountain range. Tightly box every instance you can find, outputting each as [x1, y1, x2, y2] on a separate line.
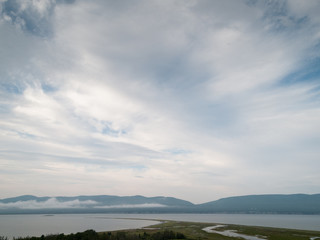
[0, 194, 319, 214]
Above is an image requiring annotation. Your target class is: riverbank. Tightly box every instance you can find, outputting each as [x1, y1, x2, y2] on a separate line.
[116, 220, 320, 240]
[1, 214, 320, 239]
[2, 219, 320, 240]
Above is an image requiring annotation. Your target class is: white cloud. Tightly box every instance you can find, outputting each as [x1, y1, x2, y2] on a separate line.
[0, 198, 166, 209]
[0, 0, 320, 203]
[0, 198, 97, 209]
[95, 204, 166, 209]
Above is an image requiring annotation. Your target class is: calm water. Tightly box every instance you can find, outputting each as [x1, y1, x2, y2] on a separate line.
[0, 214, 159, 239]
[0, 214, 320, 239]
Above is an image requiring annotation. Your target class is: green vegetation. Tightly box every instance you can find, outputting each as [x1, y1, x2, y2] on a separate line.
[2, 220, 320, 240]
[146, 221, 320, 240]
[197, 194, 320, 214]
[3, 229, 185, 240]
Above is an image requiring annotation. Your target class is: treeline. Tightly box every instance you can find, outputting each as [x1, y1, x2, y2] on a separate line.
[1, 229, 186, 240]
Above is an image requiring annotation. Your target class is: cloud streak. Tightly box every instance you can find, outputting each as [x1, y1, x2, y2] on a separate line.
[0, 198, 97, 209]
[0, 198, 166, 209]
[0, 0, 320, 203]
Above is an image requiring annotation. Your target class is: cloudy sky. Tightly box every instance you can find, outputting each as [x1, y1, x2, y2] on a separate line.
[0, 0, 319, 204]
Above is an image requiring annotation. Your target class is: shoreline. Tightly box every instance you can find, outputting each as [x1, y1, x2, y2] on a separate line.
[1, 214, 320, 239]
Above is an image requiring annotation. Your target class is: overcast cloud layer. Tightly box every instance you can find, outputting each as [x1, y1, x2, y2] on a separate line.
[0, 0, 320, 203]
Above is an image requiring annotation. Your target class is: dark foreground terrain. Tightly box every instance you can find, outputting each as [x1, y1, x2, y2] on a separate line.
[2, 220, 320, 240]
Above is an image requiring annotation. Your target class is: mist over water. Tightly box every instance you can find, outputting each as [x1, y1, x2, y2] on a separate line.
[0, 214, 319, 239]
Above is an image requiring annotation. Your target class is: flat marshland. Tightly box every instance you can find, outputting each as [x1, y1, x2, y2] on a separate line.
[99, 220, 320, 240]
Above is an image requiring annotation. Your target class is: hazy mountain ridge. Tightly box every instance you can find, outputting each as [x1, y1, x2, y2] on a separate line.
[0, 195, 193, 211]
[1, 194, 320, 214]
[196, 194, 320, 214]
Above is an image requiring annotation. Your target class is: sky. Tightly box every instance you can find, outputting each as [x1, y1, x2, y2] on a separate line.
[0, 0, 319, 204]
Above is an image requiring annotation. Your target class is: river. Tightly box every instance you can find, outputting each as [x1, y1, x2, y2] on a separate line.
[0, 213, 319, 239]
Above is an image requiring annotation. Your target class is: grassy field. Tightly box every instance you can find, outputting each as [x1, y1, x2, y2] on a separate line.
[100, 219, 320, 240]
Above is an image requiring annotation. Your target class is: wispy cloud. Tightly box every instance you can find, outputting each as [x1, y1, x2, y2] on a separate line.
[94, 204, 166, 209]
[0, 0, 320, 203]
[0, 198, 97, 209]
[0, 198, 166, 209]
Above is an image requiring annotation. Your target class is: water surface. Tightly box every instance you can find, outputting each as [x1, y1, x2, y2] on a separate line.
[0, 214, 158, 239]
[1, 213, 319, 239]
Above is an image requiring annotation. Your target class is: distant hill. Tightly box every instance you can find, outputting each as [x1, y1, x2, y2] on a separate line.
[0, 195, 50, 203]
[0, 194, 194, 214]
[54, 195, 194, 207]
[197, 194, 320, 214]
[0, 194, 319, 214]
